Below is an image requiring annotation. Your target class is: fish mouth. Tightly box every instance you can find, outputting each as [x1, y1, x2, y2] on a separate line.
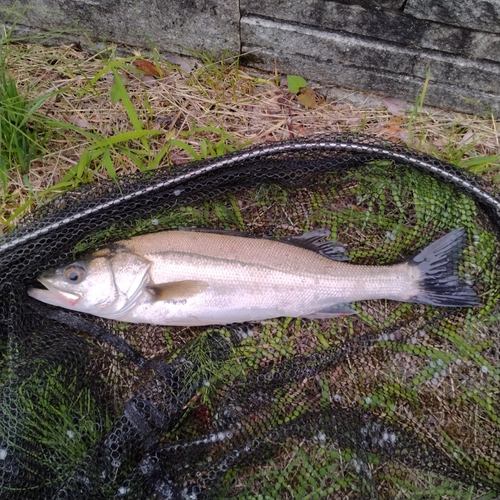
[28, 279, 81, 307]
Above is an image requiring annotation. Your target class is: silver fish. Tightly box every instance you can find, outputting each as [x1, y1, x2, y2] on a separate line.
[27, 228, 479, 326]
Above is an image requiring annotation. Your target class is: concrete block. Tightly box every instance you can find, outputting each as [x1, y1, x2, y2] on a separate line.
[242, 16, 500, 116]
[413, 55, 500, 95]
[471, 32, 500, 63]
[0, 0, 240, 57]
[241, 0, 500, 63]
[242, 16, 417, 76]
[1, 0, 499, 116]
[405, 0, 500, 34]
[244, 47, 500, 116]
[242, 16, 499, 92]
[321, 0, 405, 8]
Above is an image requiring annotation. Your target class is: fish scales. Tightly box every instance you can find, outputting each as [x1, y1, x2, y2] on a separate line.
[124, 232, 420, 310]
[123, 231, 415, 300]
[28, 228, 480, 326]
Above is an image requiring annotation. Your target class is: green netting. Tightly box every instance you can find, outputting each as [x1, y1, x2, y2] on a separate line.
[0, 134, 498, 499]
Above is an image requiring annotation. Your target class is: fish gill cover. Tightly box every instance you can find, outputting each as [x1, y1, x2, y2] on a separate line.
[0, 133, 498, 499]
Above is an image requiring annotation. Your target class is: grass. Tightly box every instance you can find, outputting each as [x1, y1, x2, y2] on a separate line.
[0, 358, 111, 493]
[0, 33, 499, 500]
[0, 43, 255, 229]
[0, 38, 498, 231]
[0, 43, 52, 183]
[86, 163, 498, 498]
[407, 69, 500, 179]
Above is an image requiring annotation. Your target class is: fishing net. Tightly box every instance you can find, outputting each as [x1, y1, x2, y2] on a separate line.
[0, 133, 499, 499]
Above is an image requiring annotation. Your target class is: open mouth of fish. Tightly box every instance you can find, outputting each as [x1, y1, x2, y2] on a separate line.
[27, 279, 81, 307]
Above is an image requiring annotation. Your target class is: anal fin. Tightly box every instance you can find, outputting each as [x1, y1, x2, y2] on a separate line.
[301, 303, 357, 319]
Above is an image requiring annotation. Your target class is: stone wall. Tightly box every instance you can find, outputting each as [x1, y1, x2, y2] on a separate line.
[1, 0, 499, 116]
[0, 1, 240, 57]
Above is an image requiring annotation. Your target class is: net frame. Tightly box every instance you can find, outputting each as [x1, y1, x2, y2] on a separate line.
[0, 133, 498, 499]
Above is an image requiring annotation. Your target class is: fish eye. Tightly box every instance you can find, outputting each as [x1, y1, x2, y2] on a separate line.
[64, 264, 86, 283]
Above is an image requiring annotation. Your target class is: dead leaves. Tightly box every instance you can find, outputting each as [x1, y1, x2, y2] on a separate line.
[133, 59, 163, 78]
[287, 74, 317, 108]
[297, 87, 317, 109]
[382, 97, 408, 117]
[381, 123, 404, 142]
[380, 98, 410, 141]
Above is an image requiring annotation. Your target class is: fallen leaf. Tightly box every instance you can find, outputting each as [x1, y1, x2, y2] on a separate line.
[381, 124, 403, 142]
[72, 116, 91, 129]
[134, 59, 162, 77]
[382, 124, 402, 135]
[63, 115, 92, 128]
[169, 152, 190, 165]
[459, 129, 475, 145]
[165, 54, 193, 73]
[382, 97, 408, 117]
[398, 130, 408, 142]
[297, 87, 317, 108]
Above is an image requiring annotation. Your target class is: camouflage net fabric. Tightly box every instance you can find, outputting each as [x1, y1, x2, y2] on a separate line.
[0, 133, 499, 499]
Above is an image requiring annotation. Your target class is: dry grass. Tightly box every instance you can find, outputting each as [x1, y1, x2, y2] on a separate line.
[1, 42, 499, 498]
[1, 42, 499, 230]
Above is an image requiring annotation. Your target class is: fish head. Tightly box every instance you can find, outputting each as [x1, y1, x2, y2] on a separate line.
[28, 247, 151, 318]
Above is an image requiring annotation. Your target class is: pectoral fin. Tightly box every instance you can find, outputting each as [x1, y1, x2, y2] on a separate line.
[147, 280, 208, 301]
[301, 303, 357, 319]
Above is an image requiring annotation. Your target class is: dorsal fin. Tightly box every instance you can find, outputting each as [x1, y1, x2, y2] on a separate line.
[279, 229, 349, 262]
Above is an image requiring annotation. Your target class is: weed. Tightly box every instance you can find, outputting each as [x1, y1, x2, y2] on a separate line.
[405, 69, 500, 175]
[0, 359, 110, 491]
[187, 49, 241, 95]
[287, 74, 307, 94]
[0, 43, 52, 184]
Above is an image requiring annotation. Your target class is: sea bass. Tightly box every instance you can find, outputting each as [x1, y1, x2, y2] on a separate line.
[28, 228, 479, 326]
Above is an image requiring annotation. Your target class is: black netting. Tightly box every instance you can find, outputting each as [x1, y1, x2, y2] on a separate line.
[0, 133, 499, 499]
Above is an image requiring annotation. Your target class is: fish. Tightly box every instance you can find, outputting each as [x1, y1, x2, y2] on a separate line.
[27, 227, 479, 326]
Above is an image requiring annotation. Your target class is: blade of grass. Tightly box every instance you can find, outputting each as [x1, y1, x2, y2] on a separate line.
[110, 68, 150, 150]
[459, 155, 500, 172]
[100, 148, 118, 180]
[169, 138, 201, 160]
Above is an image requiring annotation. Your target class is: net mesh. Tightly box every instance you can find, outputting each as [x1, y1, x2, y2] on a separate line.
[0, 133, 499, 499]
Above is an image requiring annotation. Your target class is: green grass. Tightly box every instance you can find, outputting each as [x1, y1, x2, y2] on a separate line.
[0, 359, 111, 492]
[0, 43, 52, 184]
[1, 35, 498, 227]
[0, 40, 247, 230]
[0, 29, 499, 500]
[406, 69, 500, 179]
[0, 6, 90, 195]
[80, 162, 498, 498]
[186, 49, 242, 97]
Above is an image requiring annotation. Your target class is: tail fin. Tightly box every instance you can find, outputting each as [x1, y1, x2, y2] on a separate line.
[410, 227, 480, 307]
